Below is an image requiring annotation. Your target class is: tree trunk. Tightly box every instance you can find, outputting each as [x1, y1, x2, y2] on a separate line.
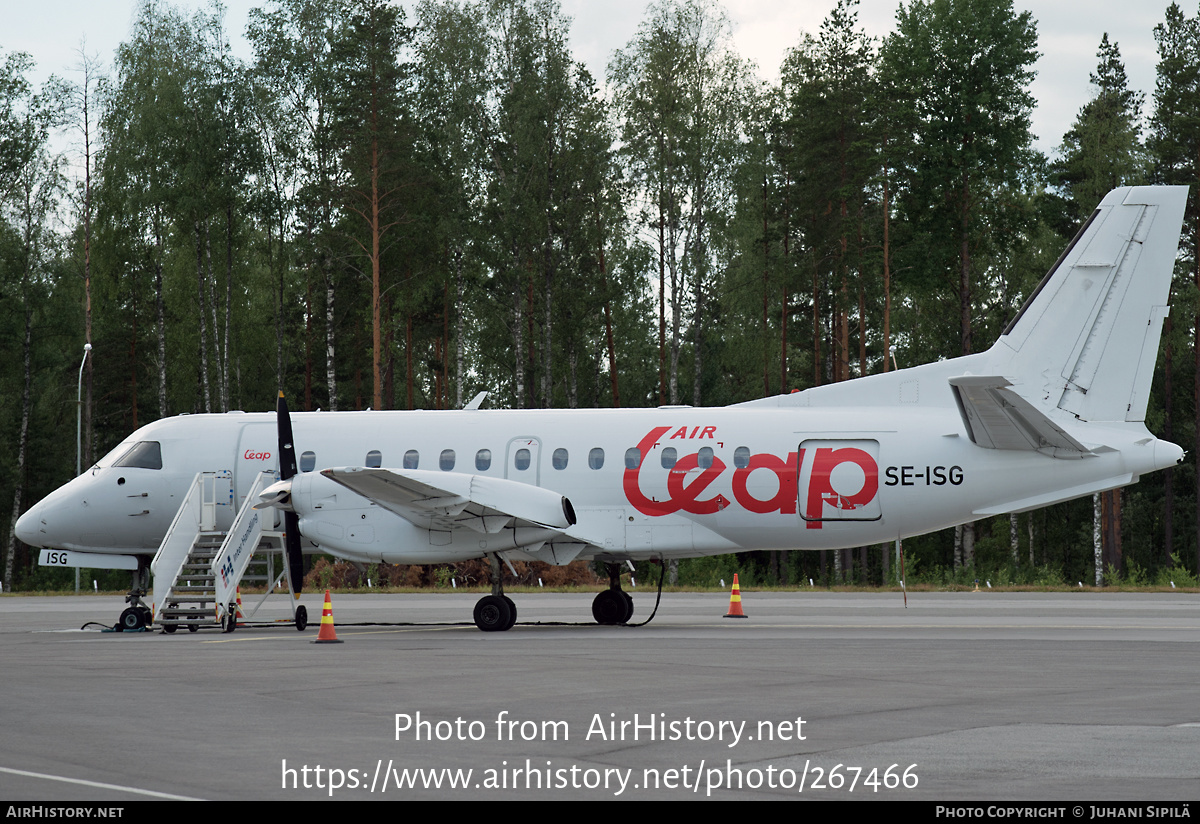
[325, 258, 337, 411]
[4, 308, 32, 592]
[455, 247, 464, 408]
[371, 132, 382, 411]
[1164, 313, 1174, 561]
[155, 210, 167, 419]
[596, 202, 620, 407]
[882, 142, 891, 372]
[196, 224, 212, 413]
[513, 266, 524, 409]
[223, 206, 233, 411]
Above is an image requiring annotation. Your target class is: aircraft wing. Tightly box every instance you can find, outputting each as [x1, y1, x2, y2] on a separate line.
[319, 467, 577, 535]
[949, 376, 1091, 458]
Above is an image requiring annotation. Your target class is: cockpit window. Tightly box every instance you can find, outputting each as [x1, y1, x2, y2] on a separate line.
[96, 442, 132, 468]
[112, 441, 162, 470]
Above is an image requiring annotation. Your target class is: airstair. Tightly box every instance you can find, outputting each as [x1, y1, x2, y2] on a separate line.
[150, 471, 304, 633]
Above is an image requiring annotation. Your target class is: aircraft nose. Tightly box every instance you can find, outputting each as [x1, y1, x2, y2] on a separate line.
[14, 481, 92, 549]
[15, 502, 45, 547]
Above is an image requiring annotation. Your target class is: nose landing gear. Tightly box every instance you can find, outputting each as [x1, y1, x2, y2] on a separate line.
[115, 559, 153, 632]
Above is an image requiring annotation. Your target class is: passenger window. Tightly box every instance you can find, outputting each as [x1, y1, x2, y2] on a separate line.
[476, 449, 492, 471]
[403, 450, 419, 469]
[698, 446, 714, 469]
[625, 447, 641, 470]
[300, 451, 316, 473]
[440, 449, 455, 471]
[365, 450, 382, 468]
[734, 446, 750, 469]
[661, 447, 677, 469]
[552, 448, 568, 470]
[113, 441, 162, 470]
[514, 448, 531, 471]
[589, 448, 604, 470]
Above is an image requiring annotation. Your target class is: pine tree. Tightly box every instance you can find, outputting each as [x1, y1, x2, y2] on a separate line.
[1149, 3, 1200, 575]
[1054, 33, 1146, 220]
[879, 0, 1040, 567]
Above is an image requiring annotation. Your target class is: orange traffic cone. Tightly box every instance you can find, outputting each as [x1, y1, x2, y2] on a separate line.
[724, 573, 748, 618]
[313, 590, 344, 644]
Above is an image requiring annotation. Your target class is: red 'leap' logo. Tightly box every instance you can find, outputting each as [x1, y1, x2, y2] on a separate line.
[623, 427, 800, 517]
[622, 429, 881, 528]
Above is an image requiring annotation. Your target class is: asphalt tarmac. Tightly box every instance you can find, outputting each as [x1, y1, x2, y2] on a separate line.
[0, 590, 1196, 801]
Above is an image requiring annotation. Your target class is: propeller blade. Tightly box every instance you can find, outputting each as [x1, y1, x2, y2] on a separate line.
[277, 391, 298, 481]
[284, 510, 304, 596]
[277, 392, 303, 595]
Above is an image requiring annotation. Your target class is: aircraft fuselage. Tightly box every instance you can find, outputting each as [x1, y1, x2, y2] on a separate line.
[18, 402, 1177, 566]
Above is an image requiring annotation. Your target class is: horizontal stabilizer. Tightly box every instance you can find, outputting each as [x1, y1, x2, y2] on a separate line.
[974, 473, 1134, 516]
[320, 467, 577, 534]
[949, 376, 1090, 458]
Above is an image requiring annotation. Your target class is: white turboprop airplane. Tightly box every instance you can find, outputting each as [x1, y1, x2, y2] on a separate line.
[16, 186, 1188, 632]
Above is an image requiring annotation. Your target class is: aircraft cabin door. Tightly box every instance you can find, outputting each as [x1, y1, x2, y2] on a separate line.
[505, 437, 542, 486]
[236, 422, 279, 523]
[797, 439, 882, 524]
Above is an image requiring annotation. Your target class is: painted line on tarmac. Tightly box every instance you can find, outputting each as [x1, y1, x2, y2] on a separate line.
[201, 625, 469, 643]
[0, 765, 203, 800]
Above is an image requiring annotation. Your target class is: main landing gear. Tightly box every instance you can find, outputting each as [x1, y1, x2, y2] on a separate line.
[592, 563, 634, 625]
[473, 553, 518, 632]
[468, 556, 637, 631]
[116, 559, 153, 632]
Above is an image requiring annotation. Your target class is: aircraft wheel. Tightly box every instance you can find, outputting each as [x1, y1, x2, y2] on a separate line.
[473, 595, 513, 632]
[592, 590, 627, 625]
[502, 596, 517, 631]
[138, 606, 153, 627]
[187, 624, 198, 633]
[162, 624, 177, 634]
[620, 590, 634, 623]
[221, 605, 237, 634]
[118, 607, 144, 632]
[295, 605, 308, 632]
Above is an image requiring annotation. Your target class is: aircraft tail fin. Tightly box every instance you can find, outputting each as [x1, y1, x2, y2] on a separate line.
[994, 186, 1187, 423]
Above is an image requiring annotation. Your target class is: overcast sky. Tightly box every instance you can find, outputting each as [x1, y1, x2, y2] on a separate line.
[4, 0, 1186, 158]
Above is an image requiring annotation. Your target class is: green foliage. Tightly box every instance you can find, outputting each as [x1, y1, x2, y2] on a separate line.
[432, 565, 455, 588]
[880, 0, 1040, 361]
[1155, 553, 1198, 587]
[672, 555, 747, 588]
[1052, 34, 1146, 220]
